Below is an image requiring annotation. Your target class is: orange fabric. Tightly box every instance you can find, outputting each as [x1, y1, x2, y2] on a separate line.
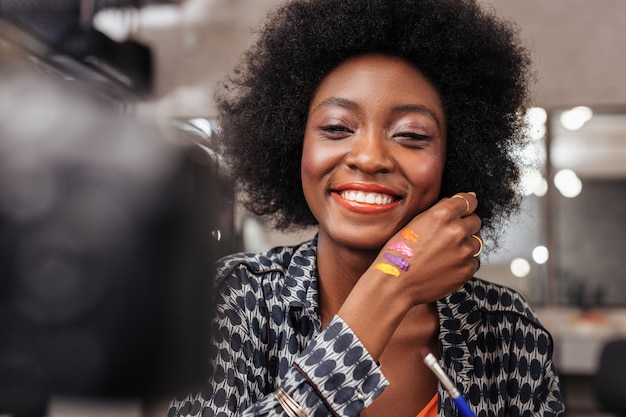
[416, 393, 438, 417]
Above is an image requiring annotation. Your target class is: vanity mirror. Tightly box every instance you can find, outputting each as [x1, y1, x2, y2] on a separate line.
[480, 106, 626, 308]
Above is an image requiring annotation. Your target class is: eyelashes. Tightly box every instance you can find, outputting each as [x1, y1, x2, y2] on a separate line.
[321, 125, 351, 132]
[318, 125, 354, 140]
[394, 132, 430, 140]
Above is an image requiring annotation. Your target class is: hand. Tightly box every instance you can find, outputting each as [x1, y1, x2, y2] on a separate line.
[337, 192, 481, 360]
[370, 192, 482, 306]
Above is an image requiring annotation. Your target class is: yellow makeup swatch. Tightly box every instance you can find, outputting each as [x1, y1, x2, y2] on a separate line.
[374, 262, 400, 277]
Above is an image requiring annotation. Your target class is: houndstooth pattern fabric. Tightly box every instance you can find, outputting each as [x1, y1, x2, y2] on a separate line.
[169, 237, 564, 417]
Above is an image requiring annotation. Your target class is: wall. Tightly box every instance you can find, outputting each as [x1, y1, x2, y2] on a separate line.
[481, 0, 626, 109]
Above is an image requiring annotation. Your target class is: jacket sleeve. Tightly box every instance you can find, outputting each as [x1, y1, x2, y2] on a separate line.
[168, 266, 388, 417]
[534, 355, 565, 417]
[240, 316, 387, 417]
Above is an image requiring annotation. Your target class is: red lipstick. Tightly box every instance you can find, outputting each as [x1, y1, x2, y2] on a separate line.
[331, 182, 401, 214]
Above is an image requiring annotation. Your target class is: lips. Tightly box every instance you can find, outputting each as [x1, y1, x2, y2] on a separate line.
[331, 183, 401, 213]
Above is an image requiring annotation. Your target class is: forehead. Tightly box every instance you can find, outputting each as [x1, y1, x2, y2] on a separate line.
[310, 53, 445, 119]
[308, 54, 446, 131]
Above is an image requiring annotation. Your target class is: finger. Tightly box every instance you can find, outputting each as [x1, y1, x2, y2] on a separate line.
[474, 256, 481, 272]
[465, 212, 482, 235]
[449, 192, 478, 217]
[469, 232, 483, 274]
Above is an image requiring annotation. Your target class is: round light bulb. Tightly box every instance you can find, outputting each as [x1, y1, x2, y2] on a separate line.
[554, 169, 582, 198]
[510, 258, 531, 277]
[532, 246, 549, 264]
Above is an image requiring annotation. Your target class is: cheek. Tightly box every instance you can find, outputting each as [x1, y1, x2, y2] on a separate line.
[300, 136, 335, 221]
[300, 137, 318, 188]
[426, 144, 446, 190]
[300, 135, 328, 202]
[408, 156, 446, 196]
[300, 135, 340, 184]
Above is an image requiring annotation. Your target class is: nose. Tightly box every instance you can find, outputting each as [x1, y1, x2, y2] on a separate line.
[344, 129, 393, 173]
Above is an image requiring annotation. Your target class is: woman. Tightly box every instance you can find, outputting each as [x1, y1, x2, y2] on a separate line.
[170, 0, 564, 416]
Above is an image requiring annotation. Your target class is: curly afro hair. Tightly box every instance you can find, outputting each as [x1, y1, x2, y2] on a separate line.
[216, 0, 533, 243]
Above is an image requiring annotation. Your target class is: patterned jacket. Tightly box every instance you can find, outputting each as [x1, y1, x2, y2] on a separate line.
[169, 237, 564, 417]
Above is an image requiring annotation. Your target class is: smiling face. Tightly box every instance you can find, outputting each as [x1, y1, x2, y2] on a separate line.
[302, 54, 447, 252]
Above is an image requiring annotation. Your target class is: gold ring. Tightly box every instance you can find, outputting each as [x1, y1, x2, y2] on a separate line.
[471, 234, 484, 258]
[451, 194, 470, 214]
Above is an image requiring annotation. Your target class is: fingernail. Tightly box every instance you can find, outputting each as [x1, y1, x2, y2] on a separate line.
[469, 191, 476, 197]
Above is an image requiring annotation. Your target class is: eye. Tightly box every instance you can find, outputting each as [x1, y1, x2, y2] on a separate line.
[320, 125, 354, 139]
[393, 131, 431, 146]
[394, 132, 429, 140]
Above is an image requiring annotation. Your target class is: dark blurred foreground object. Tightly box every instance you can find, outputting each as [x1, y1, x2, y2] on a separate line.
[594, 339, 626, 417]
[0, 0, 182, 95]
[0, 64, 233, 416]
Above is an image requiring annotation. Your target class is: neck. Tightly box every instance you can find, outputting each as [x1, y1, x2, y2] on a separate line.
[316, 234, 379, 327]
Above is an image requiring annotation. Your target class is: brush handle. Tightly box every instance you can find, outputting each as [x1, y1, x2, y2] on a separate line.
[453, 396, 477, 417]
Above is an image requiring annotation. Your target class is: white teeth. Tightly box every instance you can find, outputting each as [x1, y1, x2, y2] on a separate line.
[340, 190, 394, 205]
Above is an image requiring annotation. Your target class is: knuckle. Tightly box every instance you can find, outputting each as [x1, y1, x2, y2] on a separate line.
[431, 204, 455, 221]
[448, 222, 466, 241]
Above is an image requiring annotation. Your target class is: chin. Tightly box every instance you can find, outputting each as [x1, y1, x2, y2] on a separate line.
[327, 225, 396, 252]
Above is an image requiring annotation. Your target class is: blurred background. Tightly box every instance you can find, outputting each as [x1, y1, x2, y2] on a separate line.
[1, 0, 625, 416]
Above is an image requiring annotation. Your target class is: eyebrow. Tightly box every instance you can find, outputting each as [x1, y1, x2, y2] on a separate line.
[312, 97, 358, 112]
[312, 97, 443, 128]
[390, 104, 442, 127]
